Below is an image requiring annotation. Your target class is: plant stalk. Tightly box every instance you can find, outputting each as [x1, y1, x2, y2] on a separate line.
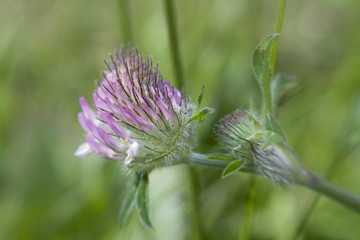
[188, 152, 360, 214]
[163, 0, 185, 89]
[297, 168, 360, 213]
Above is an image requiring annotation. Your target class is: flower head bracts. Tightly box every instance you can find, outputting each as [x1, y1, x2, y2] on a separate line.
[215, 110, 299, 185]
[75, 47, 194, 171]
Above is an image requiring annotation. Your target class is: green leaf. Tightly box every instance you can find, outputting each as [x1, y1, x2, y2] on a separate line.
[207, 153, 239, 161]
[136, 173, 153, 229]
[252, 33, 280, 113]
[253, 34, 280, 87]
[271, 73, 299, 112]
[262, 112, 286, 149]
[222, 160, 244, 179]
[188, 107, 215, 123]
[118, 186, 136, 227]
[262, 131, 285, 150]
[197, 84, 205, 106]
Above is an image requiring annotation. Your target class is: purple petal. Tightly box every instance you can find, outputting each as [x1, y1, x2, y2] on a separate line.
[85, 135, 117, 159]
[79, 97, 97, 122]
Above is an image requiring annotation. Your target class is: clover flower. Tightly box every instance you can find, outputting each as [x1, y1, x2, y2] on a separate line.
[215, 110, 300, 185]
[75, 47, 195, 171]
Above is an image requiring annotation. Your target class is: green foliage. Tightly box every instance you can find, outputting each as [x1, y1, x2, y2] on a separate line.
[252, 34, 280, 113]
[188, 107, 215, 123]
[222, 160, 244, 178]
[262, 112, 287, 150]
[118, 186, 136, 227]
[135, 173, 153, 229]
[1, 0, 360, 239]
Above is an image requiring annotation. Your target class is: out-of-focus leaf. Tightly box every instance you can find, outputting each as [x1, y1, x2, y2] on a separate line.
[207, 153, 239, 161]
[188, 107, 215, 123]
[262, 112, 286, 149]
[118, 186, 136, 227]
[271, 73, 299, 112]
[136, 173, 153, 229]
[252, 34, 280, 112]
[197, 84, 205, 106]
[222, 160, 244, 178]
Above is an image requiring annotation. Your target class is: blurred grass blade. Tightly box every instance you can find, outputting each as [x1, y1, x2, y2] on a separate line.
[252, 34, 280, 113]
[118, 186, 136, 227]
[136, 173, 153, 229]
[222, 160, 244, 178]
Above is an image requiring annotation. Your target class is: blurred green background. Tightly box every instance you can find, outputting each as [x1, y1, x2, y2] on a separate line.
[1, 0, 360, 239]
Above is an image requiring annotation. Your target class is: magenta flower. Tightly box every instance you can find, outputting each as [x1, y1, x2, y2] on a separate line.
[75, 48, 194, 170]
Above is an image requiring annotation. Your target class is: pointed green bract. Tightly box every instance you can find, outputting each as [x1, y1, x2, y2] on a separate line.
[197, 84, 205, 106]
[222, 160, 244, 178]
[188, 107, 215, 123]
[262, 112, 286, 150]
[252, 33, 280, 113]
[136, 173, 153, 229]
[118, 186, 137, 227]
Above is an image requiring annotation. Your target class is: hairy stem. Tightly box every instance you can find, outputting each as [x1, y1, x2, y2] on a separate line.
[188, 152, 360, 214]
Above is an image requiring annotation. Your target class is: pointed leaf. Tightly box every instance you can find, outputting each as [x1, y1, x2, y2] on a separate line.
[262, 113, 286, 149]
[188, 107, 215, 123]
[252, 33, 280, 113]
[252, 34, 279, 87]
[118, 186, 136, 227]
[262, 131, 284, 150]
[197, 84, 205, 106]
[136, 173, 153, 229]
[222, 160, 244, 179]
[207, 153, 239, 161]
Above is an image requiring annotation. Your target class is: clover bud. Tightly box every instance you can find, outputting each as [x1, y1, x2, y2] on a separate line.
[215, 110, 301, 185]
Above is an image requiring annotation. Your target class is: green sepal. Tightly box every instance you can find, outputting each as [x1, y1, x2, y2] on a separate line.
[262, 112, 286, 150]
[222, 160, 244, 179]
[188, 107, 215, 123]
[118, 186, 137, 227]
[207, 153, 239, 161]
[136, 173, 153, 229]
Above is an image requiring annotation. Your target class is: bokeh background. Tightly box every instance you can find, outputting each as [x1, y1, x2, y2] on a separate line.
[1, 0, 360, 239]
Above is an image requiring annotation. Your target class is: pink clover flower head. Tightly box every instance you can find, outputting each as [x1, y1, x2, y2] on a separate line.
[75, 47, 194, 171]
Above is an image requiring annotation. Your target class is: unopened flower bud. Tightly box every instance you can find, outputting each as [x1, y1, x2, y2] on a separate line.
[215, 110, 301, 185]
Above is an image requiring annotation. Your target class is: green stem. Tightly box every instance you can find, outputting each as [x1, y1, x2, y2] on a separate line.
[294, 140, 360, 239]
[163, 1, 202, 237]
[297, 168, 360, 213]
[188, 152, 360, 214]
[163, 0, 185, 88]
[270, 0, 287, 73]
[118, 0, 133, 43]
